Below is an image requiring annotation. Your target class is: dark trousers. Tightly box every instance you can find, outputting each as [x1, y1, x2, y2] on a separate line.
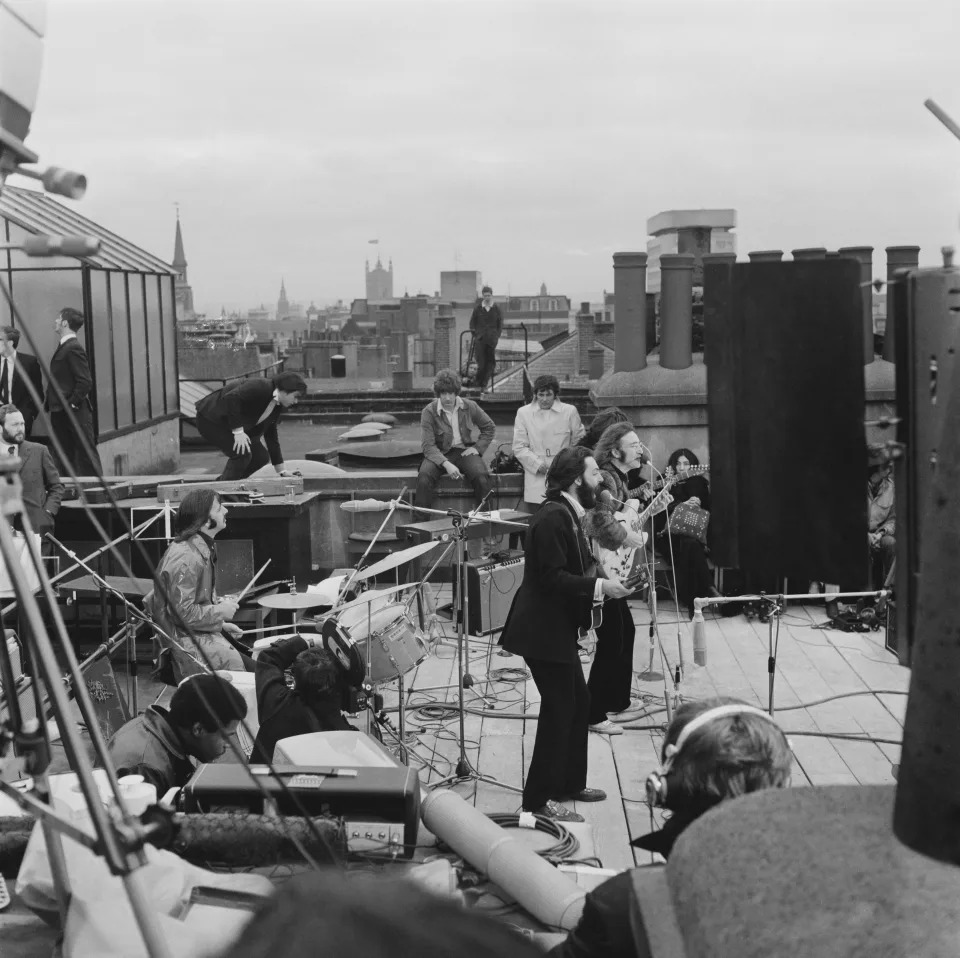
[194, 415, 270, 480]
[474, 339, 497, 389]
[414, 448, 493, 509]
[49, 407, 103, 477]
[586, 597, 636, 724]
[522, 656, 590, 810]
[667, 536, 712, 614]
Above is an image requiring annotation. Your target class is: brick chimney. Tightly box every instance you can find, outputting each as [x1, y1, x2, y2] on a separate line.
[701, 253, 736, 367]
[791, 247, 828, 261]
[882, 246, 920, 362]
[838, 246, 874, 364]
[434, 309, 455, 372]
[613, 252, 648, 372]
[659, 253, 695, 370]
[747, 250, 784, 262]
[576, 301, 594, 375]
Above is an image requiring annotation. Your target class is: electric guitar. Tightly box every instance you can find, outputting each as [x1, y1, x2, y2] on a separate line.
[594, 482, 679, 584]
[637, 463, 710, 496]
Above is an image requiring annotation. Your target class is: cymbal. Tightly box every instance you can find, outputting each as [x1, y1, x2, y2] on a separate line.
[257, 592, 331, 611]
[352, 541, 442, 581]
[330, 583, 417, 616]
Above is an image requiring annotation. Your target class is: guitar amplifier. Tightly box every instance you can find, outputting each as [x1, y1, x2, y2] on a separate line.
[457, 553, 524, 635]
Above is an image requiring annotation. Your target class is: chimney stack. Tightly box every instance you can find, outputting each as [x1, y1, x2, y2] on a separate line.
[576, 301, 594, 375]
[791, 247, 828, 261]
[613, 252, 648, 372]
[659, 253, 695, 370]
[838, 246, 875, 364]
[747, 250, 784, 262]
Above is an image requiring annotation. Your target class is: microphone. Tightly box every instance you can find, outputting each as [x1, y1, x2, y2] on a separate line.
[21, 235, 100, 258]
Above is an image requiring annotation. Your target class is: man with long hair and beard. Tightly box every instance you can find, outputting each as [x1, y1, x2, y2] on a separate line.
[499, 447, 630, 822]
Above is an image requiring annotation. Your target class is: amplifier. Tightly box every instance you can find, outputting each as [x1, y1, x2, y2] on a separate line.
[182, 763, 421, 858]
[456, 553, 524, 635]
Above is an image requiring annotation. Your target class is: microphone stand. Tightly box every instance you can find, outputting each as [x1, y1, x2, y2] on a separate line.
[399, 495, 526, 779]
[337, 484, 408, 604]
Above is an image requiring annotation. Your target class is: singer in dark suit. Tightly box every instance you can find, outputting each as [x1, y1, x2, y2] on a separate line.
[499, 447, 630, 822]
[0, 403, 65, 535]
[46, 307, 103, 477]
[0, 327, 43, 437]
[194, 371, 307, 481]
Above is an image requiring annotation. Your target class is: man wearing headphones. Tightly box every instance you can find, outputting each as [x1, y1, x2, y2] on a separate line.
[549, 697, 793, 957]
[146, 488, 250, 685]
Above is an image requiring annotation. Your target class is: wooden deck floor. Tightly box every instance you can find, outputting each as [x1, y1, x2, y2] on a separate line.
[384, 590, 908, 873]
[2, 593, 909, 954]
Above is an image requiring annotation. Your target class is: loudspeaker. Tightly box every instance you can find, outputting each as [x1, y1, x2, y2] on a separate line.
[706, 259, 868, 585]
[457, 553, 524, 635]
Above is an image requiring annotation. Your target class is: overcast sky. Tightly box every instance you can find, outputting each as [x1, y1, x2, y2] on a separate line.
[25, 0, 960, 316]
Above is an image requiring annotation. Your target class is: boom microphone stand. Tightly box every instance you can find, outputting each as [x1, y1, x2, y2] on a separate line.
[0, 459, 174, 957]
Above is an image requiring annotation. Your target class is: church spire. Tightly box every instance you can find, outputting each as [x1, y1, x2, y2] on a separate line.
[172, 209, 187, 276]
[277, 277, 290, 320]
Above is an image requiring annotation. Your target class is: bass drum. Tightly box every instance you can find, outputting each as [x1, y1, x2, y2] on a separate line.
[337, 603, 428, 684]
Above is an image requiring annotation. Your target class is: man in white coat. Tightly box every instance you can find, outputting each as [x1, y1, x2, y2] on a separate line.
[512, 375, 585, 512]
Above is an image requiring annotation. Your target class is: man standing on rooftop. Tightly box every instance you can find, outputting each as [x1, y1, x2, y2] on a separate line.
[469, 285, 503, 393]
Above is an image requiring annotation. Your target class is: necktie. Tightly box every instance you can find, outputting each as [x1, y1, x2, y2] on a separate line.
[256, 399, 277, 426]
[0, 359, 8, 405]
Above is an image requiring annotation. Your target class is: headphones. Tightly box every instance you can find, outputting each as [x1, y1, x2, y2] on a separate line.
[644, 704, 781, 808]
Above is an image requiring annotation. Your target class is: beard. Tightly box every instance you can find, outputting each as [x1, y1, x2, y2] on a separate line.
[576, 482, 597, 510]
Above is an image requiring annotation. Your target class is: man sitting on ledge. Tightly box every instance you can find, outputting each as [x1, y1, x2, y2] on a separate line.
[415, 368, 495, 511]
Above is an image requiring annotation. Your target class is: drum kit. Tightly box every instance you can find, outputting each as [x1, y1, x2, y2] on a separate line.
[253, 539, 443, 750]
[253, 491, 528, 772]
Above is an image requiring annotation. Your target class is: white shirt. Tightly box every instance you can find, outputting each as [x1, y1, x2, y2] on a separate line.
[481, 301, 494, 311]
[59, 331, 77, 345]
[560, 491, 604, 602]
[436, 397, 464, 448]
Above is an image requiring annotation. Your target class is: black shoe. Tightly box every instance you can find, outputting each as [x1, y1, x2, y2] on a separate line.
[556, 788, 606, 803]
[527, 801, 585, 823]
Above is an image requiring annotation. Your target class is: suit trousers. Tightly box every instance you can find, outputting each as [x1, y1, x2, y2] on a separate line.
[49, 407, 103, 477]
[414, 448, 492, 509]
[474, 339, 497, 389]
[522, 656, 590, 810]
[586, 597, 636, 724]
[195, 414, 271, 480]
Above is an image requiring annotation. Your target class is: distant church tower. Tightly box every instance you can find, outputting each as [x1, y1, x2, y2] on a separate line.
[365, 256, 394, 300]
[277, 278, 290, 321]
[172, 211, 195, 320]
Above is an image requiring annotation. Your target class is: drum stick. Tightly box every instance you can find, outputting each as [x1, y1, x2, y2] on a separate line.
[235, 560, 272, 602]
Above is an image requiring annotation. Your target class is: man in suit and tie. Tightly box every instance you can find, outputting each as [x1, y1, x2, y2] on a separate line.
[0, 328, 43, 437]
[0, 403, 64, 537]
[194, 371, 307, 480]
[47, 307, 103, 477]
[499, 446, 630, 822]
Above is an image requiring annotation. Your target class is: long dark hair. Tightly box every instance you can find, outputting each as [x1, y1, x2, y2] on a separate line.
[174, 488, 220, 541]
[544, 446, 592, 499]
[592, 421, 637, 472]
[667, 448, 699, 472]
[579, 407, 629, 450]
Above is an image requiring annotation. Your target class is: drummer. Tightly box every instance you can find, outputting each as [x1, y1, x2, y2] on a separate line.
[250, 634, 354, 764]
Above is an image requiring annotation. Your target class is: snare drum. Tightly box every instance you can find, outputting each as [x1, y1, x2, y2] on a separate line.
[338, 603, 428, 684]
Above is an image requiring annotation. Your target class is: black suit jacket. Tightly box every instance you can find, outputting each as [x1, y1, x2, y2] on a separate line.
[499, 497, 598, 663]
[9, 353, 44, 425]
[195, 379, 284, 466]
[12, 439, 65, 531]
[46, 337, 93, 413]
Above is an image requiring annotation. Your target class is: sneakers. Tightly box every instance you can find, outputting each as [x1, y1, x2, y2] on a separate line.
[588, 719, 623, 736]
[608, 699, 645, 722]
[528, 800, 584, 823]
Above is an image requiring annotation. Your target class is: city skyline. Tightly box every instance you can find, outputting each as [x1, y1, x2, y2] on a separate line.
[25, 0, 959, 319]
